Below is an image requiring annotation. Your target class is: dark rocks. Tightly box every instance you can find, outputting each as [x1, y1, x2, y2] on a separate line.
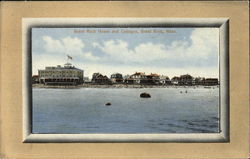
[140, 92, 151, 98]
[105, 102, 111, 106]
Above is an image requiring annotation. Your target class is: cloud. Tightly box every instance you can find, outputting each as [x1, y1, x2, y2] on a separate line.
[61, 36, 85, 55]
[93, 28, 219, 65]
[83, 52, 100, 61]
[94, 40, 170, 63]
[42, 36, 99, 61]
[186, 28, 219, 58]
[43, 36, 64, 53]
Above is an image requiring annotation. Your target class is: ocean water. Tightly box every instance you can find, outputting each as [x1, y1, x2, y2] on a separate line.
[32, 87, 219, 134]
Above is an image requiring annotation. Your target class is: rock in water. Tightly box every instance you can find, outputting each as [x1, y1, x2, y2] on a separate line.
[105, 102, 111, 106]
[140, 92, 151, 98]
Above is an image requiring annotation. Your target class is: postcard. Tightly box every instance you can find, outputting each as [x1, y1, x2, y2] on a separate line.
[1, 1, 249, 159]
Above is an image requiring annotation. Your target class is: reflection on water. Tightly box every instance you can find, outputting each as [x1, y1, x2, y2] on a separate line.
[32, 87, 219, 134]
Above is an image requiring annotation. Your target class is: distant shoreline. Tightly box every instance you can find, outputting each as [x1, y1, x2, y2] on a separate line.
[32, 84, 219, 89]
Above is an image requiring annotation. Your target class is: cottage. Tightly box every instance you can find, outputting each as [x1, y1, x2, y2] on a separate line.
[204, 78, 219, 86]
[92, 73, 112, 84]
[130, 72, 148, 84]
[194, 77, 205, 85]
[179, 74, 193, 85]
[123, 75, 134, 84]
[32, 75, 39, 84]
[146, 73, 160, 85]
[159, 75, 171, 85]
[110, 73, 123, 83]
[171, 76, 180, 85]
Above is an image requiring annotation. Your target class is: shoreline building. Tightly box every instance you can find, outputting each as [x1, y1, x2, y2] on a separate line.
[171, 76, 180, 85]
[32, 75, 39, 84]
[110, 73, 123, 83]
[91, 73, 112, 84]
[123, 74, 134, 84]
[159, 75, 171, 85]
[179, 74, 194, 85]
[204, 78, 219, 86]
[130, 72, 148, 84]
[146, 73, 160, 85]
[194, 77, 206, 85]
[38, 63, 84, 85]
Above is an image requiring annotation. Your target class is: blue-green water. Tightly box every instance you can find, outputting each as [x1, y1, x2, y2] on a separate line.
[32, 87, 219, 134]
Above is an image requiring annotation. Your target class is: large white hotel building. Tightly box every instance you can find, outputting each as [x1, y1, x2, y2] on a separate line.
[38, 63, 84, 85]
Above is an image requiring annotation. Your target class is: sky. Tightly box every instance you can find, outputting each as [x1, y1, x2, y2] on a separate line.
[32, 27, 219, 79]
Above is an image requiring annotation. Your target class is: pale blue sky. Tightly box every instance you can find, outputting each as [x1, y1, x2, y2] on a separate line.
[32, 27, 219, 78]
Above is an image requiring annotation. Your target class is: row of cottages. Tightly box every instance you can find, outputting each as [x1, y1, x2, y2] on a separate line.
[91, 72, 171, 85]
[171, 74, 219, 86]
[117, 72, 171, 85]
[90, 72, 219, 86]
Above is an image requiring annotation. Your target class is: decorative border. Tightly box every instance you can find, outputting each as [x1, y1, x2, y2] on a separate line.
[22, 18, 229, 143]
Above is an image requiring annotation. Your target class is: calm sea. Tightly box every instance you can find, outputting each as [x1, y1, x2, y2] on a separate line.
[32, 87, 219, 134]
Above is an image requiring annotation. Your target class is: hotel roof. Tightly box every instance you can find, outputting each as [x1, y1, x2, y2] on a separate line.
[39, 63, 83, 72]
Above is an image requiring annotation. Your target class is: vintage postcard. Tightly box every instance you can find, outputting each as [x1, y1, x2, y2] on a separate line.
[1, 1, 249, 159]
